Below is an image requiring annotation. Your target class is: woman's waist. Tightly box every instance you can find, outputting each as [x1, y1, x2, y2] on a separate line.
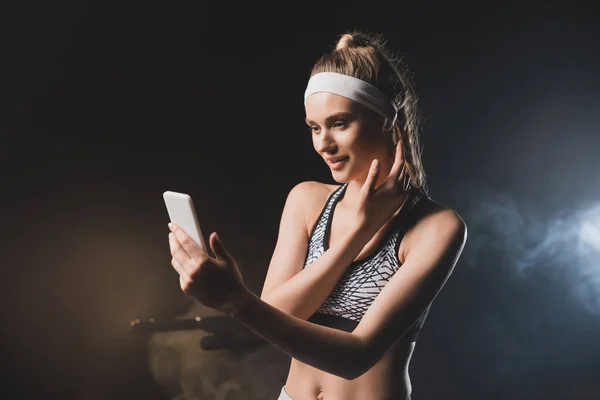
[283, 377, 410, 400]
[285, 348, 412, 400]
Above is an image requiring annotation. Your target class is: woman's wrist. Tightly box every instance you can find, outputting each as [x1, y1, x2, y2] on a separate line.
[351, 220, 377, 245]
[226, 287, 257, 319]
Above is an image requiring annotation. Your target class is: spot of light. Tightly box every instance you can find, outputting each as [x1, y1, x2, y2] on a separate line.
[578, 212, 600, 251]
[572, 204, 600, 317]
[465, 187, 600, 317]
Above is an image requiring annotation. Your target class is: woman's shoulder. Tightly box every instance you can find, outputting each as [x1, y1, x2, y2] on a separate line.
[406, 192, 467, 249]
[288, 180, 340, 203]
[417, 194, 465, 226]
[287, 181, 340, 229]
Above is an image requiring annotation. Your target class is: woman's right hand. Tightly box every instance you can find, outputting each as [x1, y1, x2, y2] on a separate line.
[353, 139, 411, 238]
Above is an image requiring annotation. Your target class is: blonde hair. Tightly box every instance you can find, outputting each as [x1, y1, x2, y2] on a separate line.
[311, 31, 428, 194]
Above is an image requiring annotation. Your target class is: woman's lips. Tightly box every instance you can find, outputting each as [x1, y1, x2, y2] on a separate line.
[327, 156, 349, 170]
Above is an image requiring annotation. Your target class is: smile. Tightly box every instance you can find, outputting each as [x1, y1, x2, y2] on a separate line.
[327, 157, 349, 170]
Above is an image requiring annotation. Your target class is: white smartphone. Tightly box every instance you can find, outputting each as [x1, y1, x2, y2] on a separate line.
[163, 191, 207, 252]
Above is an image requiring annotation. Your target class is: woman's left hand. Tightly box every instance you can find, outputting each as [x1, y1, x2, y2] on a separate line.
[168, 223, 249, 315]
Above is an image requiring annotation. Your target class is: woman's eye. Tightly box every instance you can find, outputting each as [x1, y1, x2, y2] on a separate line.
[333, 120, 347, 128]
[307, 126, 319, 132]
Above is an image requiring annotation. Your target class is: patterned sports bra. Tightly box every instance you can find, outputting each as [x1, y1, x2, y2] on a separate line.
[305, 182, 430, 342]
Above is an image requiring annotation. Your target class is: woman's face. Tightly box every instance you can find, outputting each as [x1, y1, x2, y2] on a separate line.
[305, 92, 391, 182]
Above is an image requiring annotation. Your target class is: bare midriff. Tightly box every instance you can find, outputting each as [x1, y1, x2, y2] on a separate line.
[283, 338, 415, 400]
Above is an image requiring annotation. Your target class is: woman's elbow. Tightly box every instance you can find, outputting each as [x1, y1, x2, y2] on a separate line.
[342, 369, 362, 381]
[335, 365, 362, 381]
[342, 363, 370, 381]
[342, 348, 377, 380]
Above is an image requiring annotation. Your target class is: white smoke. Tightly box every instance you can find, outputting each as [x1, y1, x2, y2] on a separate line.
[464, 185, 600, 316]
[146, 302, 291, 400]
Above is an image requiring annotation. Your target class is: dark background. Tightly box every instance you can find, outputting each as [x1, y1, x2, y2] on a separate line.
[3, 1, 600, 399]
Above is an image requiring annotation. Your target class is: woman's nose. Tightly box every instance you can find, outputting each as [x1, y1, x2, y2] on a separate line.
[315, 129, 335, 152]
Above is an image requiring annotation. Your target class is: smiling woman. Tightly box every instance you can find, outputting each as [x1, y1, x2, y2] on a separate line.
[167, 30, 467, 400]
[303, 32, 427, 196]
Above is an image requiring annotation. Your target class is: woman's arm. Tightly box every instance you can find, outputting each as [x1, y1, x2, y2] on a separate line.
[234, 289, 368, 380]
[260, 181, 378, 320]
[230, 209, 467, 380]
[261, 150, 411, 320]
[262, 225, 370, 320]
[168, 150, 465, 379]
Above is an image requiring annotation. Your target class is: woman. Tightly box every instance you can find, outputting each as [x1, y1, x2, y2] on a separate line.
[168, 31, 467, 400]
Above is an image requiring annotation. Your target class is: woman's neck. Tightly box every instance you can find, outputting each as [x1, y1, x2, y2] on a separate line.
[342, 152, 396, 209]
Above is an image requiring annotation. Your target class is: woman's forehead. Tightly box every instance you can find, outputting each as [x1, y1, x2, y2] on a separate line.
[305, 92, 361, 118]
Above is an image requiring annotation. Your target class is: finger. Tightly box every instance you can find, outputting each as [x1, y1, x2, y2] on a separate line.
[170, 224, 203, 260]
[388, 138, 405, 183]
[171, 255, 190, 281]
[180, 274, 192, 295]
[360, 159, 381, 196]
[169, 233, 195, 275]
[169, 232, 191, 260]
[209, 232, 233, 264]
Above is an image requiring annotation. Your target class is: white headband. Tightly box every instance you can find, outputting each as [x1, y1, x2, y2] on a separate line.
[304, 72, 398, 124]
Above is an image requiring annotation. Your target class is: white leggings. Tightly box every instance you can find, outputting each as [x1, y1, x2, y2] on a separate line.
[278, 386, 294, 400]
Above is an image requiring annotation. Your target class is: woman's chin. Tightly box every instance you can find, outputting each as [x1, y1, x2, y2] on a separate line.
[330, 170, 353, 184]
